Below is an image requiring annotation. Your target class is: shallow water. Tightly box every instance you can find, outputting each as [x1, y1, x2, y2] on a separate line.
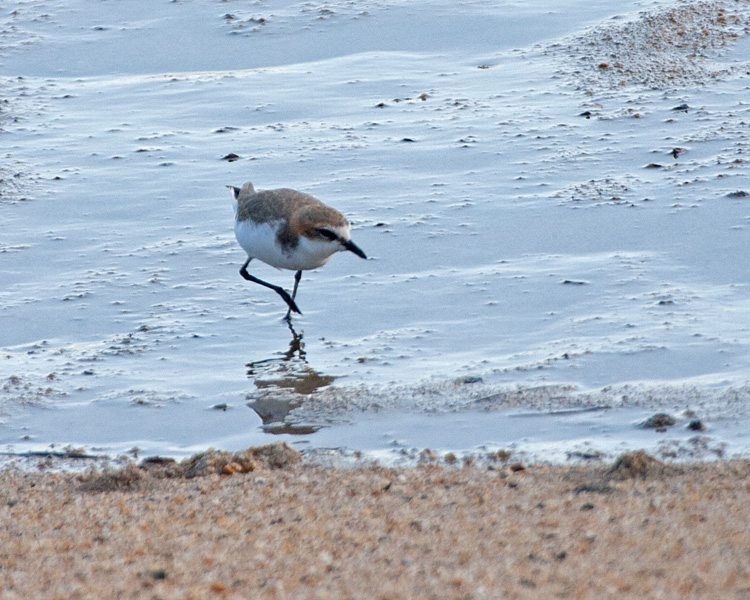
[2, 0, 750, 464]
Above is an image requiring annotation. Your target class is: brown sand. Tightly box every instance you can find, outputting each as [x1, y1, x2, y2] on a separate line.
[2, 446, 750, 599]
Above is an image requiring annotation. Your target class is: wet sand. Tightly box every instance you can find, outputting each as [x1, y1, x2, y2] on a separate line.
[2, 446, 750, 599]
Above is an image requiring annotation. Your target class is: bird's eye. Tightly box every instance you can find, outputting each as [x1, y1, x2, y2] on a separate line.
[317, 228, 338, 241]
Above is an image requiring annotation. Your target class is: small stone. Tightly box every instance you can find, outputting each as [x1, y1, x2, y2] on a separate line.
[488, 450, 512, 463]
[419, 448, 437, 462]
[610, 450, 666, 480]
[641, 413, 677, 429]
[222, 462, 243, 475]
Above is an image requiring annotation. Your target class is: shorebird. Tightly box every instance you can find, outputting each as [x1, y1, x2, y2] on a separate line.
[230, 181, 367, 319]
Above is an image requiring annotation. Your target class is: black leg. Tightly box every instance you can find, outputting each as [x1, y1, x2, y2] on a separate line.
[284, 270, 303, 320]
[240, 258, 302, 316]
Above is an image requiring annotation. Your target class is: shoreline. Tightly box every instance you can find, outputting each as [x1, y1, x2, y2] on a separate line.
[2, 444, 750, 599]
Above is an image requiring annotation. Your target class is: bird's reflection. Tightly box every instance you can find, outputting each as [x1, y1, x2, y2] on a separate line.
[246, 321, 335, 435]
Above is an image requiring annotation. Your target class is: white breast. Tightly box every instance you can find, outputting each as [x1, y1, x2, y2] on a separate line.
[235, 219, 340, 271]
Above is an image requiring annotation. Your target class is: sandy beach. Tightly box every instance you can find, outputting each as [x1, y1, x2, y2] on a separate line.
[2, 444, 749, 599]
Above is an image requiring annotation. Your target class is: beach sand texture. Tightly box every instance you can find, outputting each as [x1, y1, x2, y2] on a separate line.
[2, 446, 750, 599]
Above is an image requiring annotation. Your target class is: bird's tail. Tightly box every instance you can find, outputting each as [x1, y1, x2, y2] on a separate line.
[227, 185, 241, 201]
[227, 182, 255, 214]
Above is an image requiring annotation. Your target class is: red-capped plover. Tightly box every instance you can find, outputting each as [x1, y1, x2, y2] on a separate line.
[230, 181, 367, 319]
